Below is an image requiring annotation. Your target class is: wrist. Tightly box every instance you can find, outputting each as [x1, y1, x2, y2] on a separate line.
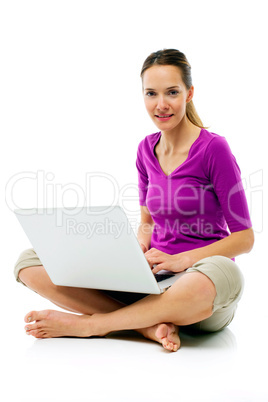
[182, 250, 196, 268]
[174, 251, 195, 271]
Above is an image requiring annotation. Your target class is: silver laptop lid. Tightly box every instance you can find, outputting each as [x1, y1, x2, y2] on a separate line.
[14, 206, 162, 294]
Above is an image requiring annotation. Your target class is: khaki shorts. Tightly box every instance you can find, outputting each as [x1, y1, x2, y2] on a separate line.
[14, 249, 244, 333]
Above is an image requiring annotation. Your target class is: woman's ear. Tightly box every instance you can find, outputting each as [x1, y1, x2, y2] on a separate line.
[186, 86, 194, 103]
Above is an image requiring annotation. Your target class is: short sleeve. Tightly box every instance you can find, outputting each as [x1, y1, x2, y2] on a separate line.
[204, 136, 252, 232]
[136, 140, 148, 206]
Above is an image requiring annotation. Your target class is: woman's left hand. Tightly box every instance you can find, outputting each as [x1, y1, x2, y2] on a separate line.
[144, 248, 193, 274]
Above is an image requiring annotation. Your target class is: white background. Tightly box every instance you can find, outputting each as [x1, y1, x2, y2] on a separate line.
[1, 1, 267, 401]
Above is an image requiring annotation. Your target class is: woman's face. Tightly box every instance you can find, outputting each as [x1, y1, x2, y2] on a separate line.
[142, 65, 194, 132]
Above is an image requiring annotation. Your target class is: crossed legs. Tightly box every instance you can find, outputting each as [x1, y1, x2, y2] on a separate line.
[19, 265, 126, 314]
[19, 265, 216, 352]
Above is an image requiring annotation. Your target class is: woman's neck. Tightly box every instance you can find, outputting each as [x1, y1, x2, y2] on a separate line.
[160, 117, 201, 154]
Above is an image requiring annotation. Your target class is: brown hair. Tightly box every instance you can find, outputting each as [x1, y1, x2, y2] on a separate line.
[141, 49, 206, 129]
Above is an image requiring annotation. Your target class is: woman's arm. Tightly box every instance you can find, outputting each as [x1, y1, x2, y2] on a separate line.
[137, 205, 155, 253]
[186, 227, 254, 264]
[146, 227, 254, 274]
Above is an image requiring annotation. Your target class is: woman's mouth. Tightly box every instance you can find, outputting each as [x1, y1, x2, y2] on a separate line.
[155, 114, 174, 121]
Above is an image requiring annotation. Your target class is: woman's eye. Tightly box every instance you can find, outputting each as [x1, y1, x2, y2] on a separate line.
[145, 91, 156, 97]
[168, 90, 179, 96]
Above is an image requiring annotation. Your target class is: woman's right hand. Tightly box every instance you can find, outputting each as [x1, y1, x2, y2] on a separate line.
[144, 248, 193, 274]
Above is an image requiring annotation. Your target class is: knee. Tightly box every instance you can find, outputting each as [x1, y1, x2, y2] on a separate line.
[187, 272, 216, 309]
[167, 271, 217, 308]
[162, 272, 217, 325]
[18, 265, 42, 286]
[19, 265, 54, 293]
[192, 255, 244, 307]
[14, 248, 43, 285]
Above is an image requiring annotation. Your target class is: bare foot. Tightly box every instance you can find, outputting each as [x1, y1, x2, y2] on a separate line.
[139, 323, 181, 352]
[24, 310, 180, 352]
[24, 310, 94, 338]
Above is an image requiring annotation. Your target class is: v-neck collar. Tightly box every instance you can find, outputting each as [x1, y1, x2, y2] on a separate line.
[152, 129, 204, 178]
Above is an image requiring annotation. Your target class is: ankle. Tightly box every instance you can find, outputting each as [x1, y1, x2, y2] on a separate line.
[90, 313, 109, 337]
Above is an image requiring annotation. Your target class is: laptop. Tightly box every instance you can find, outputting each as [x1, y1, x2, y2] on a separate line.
[14, 206, 184, 294]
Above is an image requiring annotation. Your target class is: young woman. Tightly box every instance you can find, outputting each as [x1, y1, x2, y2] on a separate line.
[14, 49, 254, 352]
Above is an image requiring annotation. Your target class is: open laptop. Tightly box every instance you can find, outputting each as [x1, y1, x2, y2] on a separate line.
[14, 206, 184, 294]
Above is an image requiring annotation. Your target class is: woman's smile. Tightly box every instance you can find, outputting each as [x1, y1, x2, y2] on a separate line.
[155, 113, 174, 121]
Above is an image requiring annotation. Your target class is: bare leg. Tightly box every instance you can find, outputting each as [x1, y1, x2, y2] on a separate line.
[19, 266, 179, 350]
[19, 266, 125, 314]
[24, 271, 216, 351]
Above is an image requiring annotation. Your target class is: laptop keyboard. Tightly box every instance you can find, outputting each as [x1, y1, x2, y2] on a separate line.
[154, 273, 175, 283]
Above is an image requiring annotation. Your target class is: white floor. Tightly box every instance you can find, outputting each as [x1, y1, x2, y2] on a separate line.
[2, 247, 268, 402]
[1, 2, 267, 400]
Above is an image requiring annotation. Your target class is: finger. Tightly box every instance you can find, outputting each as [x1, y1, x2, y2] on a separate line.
[146, 256, 162, 268]
[145, 248, 158, 256]
[152, 263, 165, 274]
[140, 244, 147, 253]
[144, 256, 154, 268]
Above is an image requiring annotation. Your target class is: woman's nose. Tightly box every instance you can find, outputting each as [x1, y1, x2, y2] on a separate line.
[156, 95, 169, 111]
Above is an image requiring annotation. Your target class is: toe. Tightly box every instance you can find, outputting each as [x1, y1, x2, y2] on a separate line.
[24, 311, 37, 323]
[26, 328, 46, 338]
[163, 338, 169, 347]
[161, 335, 179, 352]
[24, 310, 51, 323]
[165, 342, 173, 351]
[25, 321, 41, 331]
[161, 337, 171, 350]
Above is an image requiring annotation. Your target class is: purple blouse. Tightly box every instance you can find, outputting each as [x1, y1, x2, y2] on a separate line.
[136, 128, 252, 255]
